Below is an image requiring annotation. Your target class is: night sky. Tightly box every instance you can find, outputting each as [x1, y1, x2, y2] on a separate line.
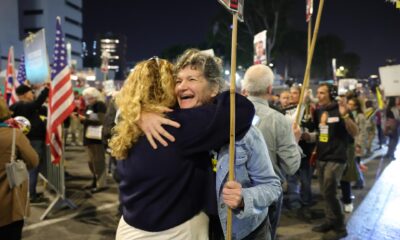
[83, 0, 400, 78]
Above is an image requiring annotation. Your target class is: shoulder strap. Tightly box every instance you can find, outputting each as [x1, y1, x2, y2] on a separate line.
[11, 128, 16, 163]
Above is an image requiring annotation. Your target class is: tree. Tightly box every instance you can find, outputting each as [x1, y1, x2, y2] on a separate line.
[205, 0, 293, 68]
[242, 0, 292, 63]
[312, 34, 346, 79]
[338, 52, 360, 78]
[160, 44, 199, 62]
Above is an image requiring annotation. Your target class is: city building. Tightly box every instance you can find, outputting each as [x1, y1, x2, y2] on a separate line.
[0, 0, 83, 72]
[83, 32, 127, 80]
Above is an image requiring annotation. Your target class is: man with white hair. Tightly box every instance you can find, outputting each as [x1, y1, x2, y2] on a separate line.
[241, 64, 302, 240]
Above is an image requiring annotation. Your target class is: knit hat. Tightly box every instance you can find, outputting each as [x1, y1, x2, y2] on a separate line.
[15, 85, 32, 96]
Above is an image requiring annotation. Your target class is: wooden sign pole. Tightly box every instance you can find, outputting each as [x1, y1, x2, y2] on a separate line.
[227, 12, 238, 240]
[295, 0, 325, 124]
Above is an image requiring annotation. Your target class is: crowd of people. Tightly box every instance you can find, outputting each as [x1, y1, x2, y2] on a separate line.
[0, 48, 399, 240]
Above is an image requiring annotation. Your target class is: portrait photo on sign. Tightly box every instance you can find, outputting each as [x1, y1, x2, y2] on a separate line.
[338, 78, 358, 96]
[253, 30, 267, 65]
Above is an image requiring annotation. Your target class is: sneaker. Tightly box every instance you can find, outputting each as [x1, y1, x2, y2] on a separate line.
[322, 228, 348, 240]
[344, 203, 354, 213]
[312, 222, 334, 233]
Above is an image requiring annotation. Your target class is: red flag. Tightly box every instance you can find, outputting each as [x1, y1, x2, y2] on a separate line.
[306, 0, 314, 22]
[46, 17, 75, 164]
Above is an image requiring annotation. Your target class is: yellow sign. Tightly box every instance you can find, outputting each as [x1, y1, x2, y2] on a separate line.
[397, 0, 400, 8]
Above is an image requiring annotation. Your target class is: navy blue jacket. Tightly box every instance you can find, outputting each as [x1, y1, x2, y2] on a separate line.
[117, 91, 255, 231]
[10, 88, 49, 141]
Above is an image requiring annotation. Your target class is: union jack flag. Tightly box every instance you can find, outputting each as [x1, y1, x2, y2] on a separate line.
[46, 17, 75, 164]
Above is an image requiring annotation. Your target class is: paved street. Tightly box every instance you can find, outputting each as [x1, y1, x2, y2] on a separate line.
[22, 141, 399, 240]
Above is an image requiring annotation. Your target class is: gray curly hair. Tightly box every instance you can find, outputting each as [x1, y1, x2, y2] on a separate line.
[174, 49, 225, 93]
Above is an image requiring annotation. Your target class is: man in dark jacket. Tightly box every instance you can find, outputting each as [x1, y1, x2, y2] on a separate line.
[304, 83, 358, 240]
[10, 84, 49, 202]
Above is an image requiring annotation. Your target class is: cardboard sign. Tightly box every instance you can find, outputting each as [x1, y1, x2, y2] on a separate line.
[338, 78, 358, 96]
[253, 30, 267, 65]
[24, 29, 50, 84]
[379, 64, 400, 96]
[218, 0, 244, 21]
[200, 49, 215, 57]
[218, 0, 238, 11]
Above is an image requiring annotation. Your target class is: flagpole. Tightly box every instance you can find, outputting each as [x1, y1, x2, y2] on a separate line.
[226, 12, 238, 240]
[295, 0, 325, 125]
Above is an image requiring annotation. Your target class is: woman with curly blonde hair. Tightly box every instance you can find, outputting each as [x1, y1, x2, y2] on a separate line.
[110, 57, 176, 160]
[112, 56, 255, 239]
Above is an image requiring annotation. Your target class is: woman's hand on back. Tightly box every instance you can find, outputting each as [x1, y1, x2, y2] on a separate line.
[138, 109, 181, 149]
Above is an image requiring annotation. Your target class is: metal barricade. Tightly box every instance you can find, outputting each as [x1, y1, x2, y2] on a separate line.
[39, 145, 76, 220]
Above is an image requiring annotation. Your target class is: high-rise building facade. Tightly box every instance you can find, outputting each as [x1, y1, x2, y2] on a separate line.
[83, 32, 127, 80]
[0, 0, 83, 71]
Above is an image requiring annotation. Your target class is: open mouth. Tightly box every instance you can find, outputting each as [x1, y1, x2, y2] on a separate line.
[180, 95, 194, 100]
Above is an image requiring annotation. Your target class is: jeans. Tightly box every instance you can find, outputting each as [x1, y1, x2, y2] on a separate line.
[286, 159, 313, 208]
[29, 140, 46, 198]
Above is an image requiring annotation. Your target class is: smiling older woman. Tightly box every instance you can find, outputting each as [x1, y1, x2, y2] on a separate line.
[110, 56, 255, 239]
[138, 50, 281, 240]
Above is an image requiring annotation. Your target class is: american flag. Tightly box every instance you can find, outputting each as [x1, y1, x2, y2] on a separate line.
[8, 54, 27, 105]
[5, 46, 16, 105]
[46, 17, 75, 164]
[17, 55, 27, 84]
[306, 0, 313, 22]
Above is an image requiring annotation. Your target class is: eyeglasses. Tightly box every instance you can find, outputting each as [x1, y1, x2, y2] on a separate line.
[148, 56, 160, 67]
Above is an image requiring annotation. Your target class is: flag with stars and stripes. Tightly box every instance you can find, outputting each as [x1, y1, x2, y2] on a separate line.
[17, 55, 27, 84]
[46, 17, 75, 164]
[5, 46, 16, 105]
[8, 54, 28, 105]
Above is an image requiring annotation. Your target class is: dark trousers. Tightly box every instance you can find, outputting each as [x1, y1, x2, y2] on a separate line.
[209, 215, 270, 240]
[243, 217, 271, 240]
[340, 180, 352, 204]
[376, 124, 384, 146]
[317, 161, 346, 227]
[29, 140, 46, 198]
[386, 132, 399, 158]
[268, 192, 283, 240]
[0, 220, 24, 240]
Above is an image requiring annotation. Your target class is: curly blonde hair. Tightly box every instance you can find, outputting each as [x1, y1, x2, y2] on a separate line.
[109, 58, 176, 160]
